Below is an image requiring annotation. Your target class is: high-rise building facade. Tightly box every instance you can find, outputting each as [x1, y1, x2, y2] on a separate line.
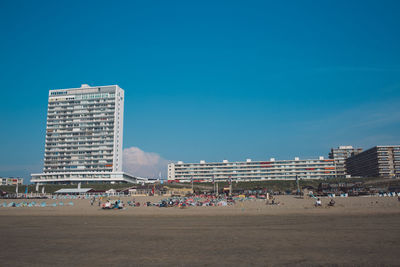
[31, 84, 140, 184]
[346, 145, 400, 178]
[168, 157, 337, 182]
[329, 146, 363, 177]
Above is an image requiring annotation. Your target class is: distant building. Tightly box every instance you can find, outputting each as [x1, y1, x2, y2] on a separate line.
[31, 84, 143, 184]
[329, 146, 363, 177]
[1, 177, 23, 186]
[168, 157, 336, 182]
[346, 145, 400, 178]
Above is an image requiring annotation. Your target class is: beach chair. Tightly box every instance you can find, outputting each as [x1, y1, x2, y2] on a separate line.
[28, 203, 33, 207]
[51, 203, 57, 207]
[59, 202, 64, 206]
[2, 202, 6, 207]
[68, 201, 74, 206]
[41, 202, 47, 207]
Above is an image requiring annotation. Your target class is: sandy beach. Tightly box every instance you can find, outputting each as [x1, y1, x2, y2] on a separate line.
[1, 195, 399, 216]
[1, 195, 399, 266]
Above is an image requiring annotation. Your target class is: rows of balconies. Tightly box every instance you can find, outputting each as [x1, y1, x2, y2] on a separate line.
[47, 114, 115, 121]
[48, 101, 115, 108]
[48, 98, 115, 106]
[49, 101, 116, 107]
[46, 128, 115, 135]
[46, 124, 114, 131]
[45, 147, 113, 153]
[174, 165, 336, 171]
[47, 110, 116, 117]
[44, 166, 113, 172]
[47, 120, 114, 127]
[48, 102, 115, 109]
[45, 152, 114, 157]
[174, 169, 336, 176]
[176, 162, 334, 168]
[46, 131, 114, 137]
[44, 156, 113, 162]
[44, 161, 113, 166]
[45, 142, 114, 148]
[45, 145, 114, 150]
[44, 160, 113, 166]
[45, 137, 114, 143]
[46, 128, 114, 135]
[48, 107, 115, 115]
[48, 107, 115, 113]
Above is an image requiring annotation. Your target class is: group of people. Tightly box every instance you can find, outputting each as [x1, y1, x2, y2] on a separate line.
[101, 199, 124, 209]
[315, 198, 335, 207]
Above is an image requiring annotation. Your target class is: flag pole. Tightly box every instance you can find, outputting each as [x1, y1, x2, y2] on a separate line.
[191, 176, 194, 194]
[212, 176, 215, 196]
[229, 176, 232, 196]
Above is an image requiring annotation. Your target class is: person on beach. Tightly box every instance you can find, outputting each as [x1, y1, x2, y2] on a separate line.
[328, 198, 335, 207]
[315, 198, 322, 207]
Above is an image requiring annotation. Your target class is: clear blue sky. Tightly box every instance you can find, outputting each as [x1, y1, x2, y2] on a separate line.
[0, 0, 399, 181]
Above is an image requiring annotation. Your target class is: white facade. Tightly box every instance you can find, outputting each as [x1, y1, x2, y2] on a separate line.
[31, 84, 140, 184]
[1, 177, 24, 185]
[168, 157, 337, 182]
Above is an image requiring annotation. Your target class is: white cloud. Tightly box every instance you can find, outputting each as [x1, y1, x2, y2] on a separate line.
[123, 146, 171, 179]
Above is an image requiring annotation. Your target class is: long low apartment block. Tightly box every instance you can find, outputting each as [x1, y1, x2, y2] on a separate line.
[168, 157, 337, 182]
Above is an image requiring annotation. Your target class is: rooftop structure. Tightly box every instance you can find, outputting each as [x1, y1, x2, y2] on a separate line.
[168, 157, 337, 182]
[31, 84, 143, 184]
[346, 145, 400, 178]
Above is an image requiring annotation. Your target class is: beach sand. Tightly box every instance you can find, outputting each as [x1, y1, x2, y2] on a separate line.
[1, 196, 399, 266]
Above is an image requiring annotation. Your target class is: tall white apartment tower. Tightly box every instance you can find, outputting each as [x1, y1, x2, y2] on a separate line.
[31, 84, 140, 184]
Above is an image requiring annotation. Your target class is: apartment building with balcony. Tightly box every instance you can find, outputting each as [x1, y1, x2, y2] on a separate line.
[329, 146, 363, 177]
[168, 157, 337, 182]
[1, 177, 24, 186]
[346, 145, 400, 178]
[31, 84, 142, 184]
